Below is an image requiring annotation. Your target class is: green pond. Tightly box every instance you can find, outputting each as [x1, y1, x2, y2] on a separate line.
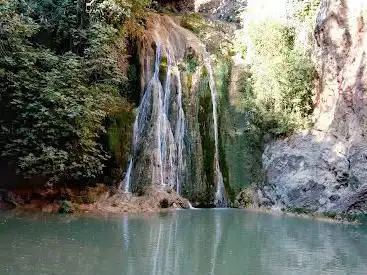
[0, 209, 366, 275]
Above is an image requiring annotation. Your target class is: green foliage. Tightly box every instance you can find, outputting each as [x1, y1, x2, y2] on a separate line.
[239, 21, 315, 138]
[180, 13, 234, 57]
[235, 187, 253, 208]
[58, 200, 75, 214]
[292, 0, 321, 20]
[182, 53, 200, 74]
[198, 71, 216, 205]
[0, 0, 136, 184]
[220, 20, 316, 195]
[285, 208, 366, 223]
[285, 207, 314, 215]
[90, 0, 131, 26]
[90, 0, 151, 26]
[129, 0, 151, 11]
[106, 103, 135, 166]
[214, 58, 235, 200]
[323, 212, 367, 223]
[180, 13, 206, 35]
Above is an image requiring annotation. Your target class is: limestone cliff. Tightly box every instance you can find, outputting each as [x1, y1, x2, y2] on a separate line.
[256, 0, 367, 214]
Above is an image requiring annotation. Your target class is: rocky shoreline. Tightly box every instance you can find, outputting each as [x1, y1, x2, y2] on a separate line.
[2, 184, 365, 224]
[0, 185, 191, 216]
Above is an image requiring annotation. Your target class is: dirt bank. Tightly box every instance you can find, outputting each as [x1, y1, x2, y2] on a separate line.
[0, 185, 191, 215]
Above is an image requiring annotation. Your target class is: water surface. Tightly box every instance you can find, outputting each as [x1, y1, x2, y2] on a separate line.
[0, 209, 366, 275]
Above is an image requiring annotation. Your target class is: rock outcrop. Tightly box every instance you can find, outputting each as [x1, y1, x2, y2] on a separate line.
[196, 0, 246, 23]
[256, 0, 367, 214]
[156, 0, 246, 23]
[156, 0, 195, 11]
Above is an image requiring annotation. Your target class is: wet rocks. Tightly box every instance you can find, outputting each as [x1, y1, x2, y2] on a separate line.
[159, 198, 170, 208]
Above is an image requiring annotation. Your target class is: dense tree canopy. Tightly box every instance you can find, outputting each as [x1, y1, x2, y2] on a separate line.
[0, 0, 148, 184]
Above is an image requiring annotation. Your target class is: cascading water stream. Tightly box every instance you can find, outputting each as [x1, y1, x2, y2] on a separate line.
[122, 160, 133, 193]
[157, 51, 178, 188]
[119, 45, 162, 192]
[174, 68, 186, 194]
[120, 43, 187, 194]
[120, 15, 227, 207]
[203, 51, 227, 207]
[157, 54, 166, 187]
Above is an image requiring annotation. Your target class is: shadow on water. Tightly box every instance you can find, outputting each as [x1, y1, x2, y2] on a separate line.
[0, 210, 367, 275]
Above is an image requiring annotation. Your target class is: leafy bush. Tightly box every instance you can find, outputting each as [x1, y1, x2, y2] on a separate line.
[292, 0, 321, 20]
[0, 0, 146, 184]
[58, 200, 75, 214]
[180, 13, 206, 34]
[238, 21, 315, 138]
[180, 13, 234, 57]
[285, 207, 314, 215]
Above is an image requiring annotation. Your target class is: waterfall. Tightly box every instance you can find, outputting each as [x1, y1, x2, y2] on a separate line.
[120, 42, 187, 193]
[204, 52, 227, 207]
[157, 51, 167, 187]
[174, 68, 186, 194]
[122, 160, 133, 193]
[119, 45, 161, 192]
[120, 15, 227, 206]
[157, 52, 178, 188]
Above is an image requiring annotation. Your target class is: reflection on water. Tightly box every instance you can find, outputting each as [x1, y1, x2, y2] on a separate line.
[0, 210, 367, 275]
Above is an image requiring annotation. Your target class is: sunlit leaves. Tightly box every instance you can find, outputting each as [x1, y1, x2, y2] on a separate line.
[239, 20, 315, 137]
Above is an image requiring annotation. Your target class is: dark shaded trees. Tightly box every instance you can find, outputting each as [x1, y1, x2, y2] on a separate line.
[0, 0, 146, 184]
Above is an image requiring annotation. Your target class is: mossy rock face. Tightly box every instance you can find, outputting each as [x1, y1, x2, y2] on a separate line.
[179, 48, 201, 74]
[185, 54, 200, 73]
[173, 62, 218, 205]
[105, 104, 135, 183]
[181, 13, 206, 34]
[159, 55, 168, 83]
[180, 68, 205, 202]
[198, 91, 216, 204]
